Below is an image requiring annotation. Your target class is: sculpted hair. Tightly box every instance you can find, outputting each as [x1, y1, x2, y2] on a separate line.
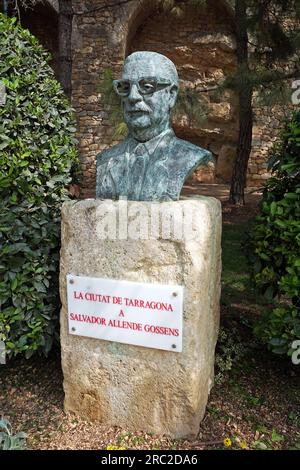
[124, 51, 179, 87]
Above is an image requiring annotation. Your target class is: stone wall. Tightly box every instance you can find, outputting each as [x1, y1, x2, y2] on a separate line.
[71, 0, 239, 196]
[71, 0, 129, 196]
[129, 2, 239, 186]
[249, 99, 294, 186]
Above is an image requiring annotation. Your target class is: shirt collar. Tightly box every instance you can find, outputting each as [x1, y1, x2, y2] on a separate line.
[127, 128, 174, 156]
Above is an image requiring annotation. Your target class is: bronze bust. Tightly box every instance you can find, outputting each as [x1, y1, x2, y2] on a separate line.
[96, 51, 212, 201]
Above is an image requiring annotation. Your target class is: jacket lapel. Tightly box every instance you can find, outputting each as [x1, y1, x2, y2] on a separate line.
[106, 139, 132, 197]
[143, 132, 173, 187]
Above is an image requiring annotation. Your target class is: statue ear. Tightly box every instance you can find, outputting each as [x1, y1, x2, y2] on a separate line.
[169, 84, 178, 109]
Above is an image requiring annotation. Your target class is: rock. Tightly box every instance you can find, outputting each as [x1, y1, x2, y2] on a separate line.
[216, 144, 237, 183]
[192, 33, 236, 52]
[209, 103, 232, 123]
[60, 198, 222, 438]
[188, 161, 216, 184]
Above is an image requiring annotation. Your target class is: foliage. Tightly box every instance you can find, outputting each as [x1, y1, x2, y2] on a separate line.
[17, 0, 42, 7]
[98, 69, 127, 139]
[0, 418, 27, 450]
[0, 14, 78, 357]
[248, 111, 300, 356]
[174, 87, 208, 127]
[215, 326, 247, 384]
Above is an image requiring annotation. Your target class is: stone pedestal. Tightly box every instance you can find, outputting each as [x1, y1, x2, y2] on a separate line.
[60, 197, 221, 438]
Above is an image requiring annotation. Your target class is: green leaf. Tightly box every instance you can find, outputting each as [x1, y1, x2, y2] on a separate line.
[270, 201, 277, 215]
[11, 277, 18, 291]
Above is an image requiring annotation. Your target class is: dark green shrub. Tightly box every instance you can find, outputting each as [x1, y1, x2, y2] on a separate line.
[0, 14, 78, 358]
[248, 111, 300, 356]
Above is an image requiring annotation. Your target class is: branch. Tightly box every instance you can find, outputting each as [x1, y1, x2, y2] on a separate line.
[194, 69, 300, 93]
[259, 68, 300, 85]
[247, 39, 258, 48]
[15, 0, 21, 23]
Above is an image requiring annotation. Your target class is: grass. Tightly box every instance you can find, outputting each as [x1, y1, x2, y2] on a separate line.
[221, 222, 270, 320]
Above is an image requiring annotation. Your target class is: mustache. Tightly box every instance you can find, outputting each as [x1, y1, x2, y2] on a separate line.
[125, 103, 152, 113]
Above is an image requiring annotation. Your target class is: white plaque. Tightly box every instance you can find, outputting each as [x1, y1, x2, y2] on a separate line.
[66, 274, 183, 352]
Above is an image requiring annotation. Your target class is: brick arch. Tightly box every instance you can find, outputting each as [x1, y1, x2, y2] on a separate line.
[124, 0, 234, 57]
[124, 0, 159, 57]
[20, 1, 59, 76]
[125, 0, 238, 184]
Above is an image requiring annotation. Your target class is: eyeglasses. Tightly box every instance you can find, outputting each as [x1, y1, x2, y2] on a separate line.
[113, 77, 172, 97]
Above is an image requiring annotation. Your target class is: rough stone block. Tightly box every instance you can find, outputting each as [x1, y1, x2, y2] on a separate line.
[60, 197, 222, 438]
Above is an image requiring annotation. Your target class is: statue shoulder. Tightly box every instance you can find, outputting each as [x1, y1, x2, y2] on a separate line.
[96, 140, 128, 166]
[172, 136, 214, 165]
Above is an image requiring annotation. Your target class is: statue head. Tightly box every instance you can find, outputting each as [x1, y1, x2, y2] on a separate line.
[113, 51, 179, 142]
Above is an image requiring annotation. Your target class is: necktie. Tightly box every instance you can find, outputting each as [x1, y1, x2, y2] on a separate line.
[128, 143, 148, 200]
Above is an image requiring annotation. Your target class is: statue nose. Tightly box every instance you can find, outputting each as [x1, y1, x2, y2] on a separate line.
[128, 83, 142, 103]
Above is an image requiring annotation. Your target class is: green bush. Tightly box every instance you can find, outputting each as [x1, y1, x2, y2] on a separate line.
[0, 14, 78, 358]
[248, 111, 300, 356]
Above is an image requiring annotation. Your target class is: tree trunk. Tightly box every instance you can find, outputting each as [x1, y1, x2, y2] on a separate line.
[58, 0, 73, 98]
[229, 0, 253, 205]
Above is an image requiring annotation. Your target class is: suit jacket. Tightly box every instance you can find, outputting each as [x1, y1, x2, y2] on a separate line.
[96, 129, 213, 201]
